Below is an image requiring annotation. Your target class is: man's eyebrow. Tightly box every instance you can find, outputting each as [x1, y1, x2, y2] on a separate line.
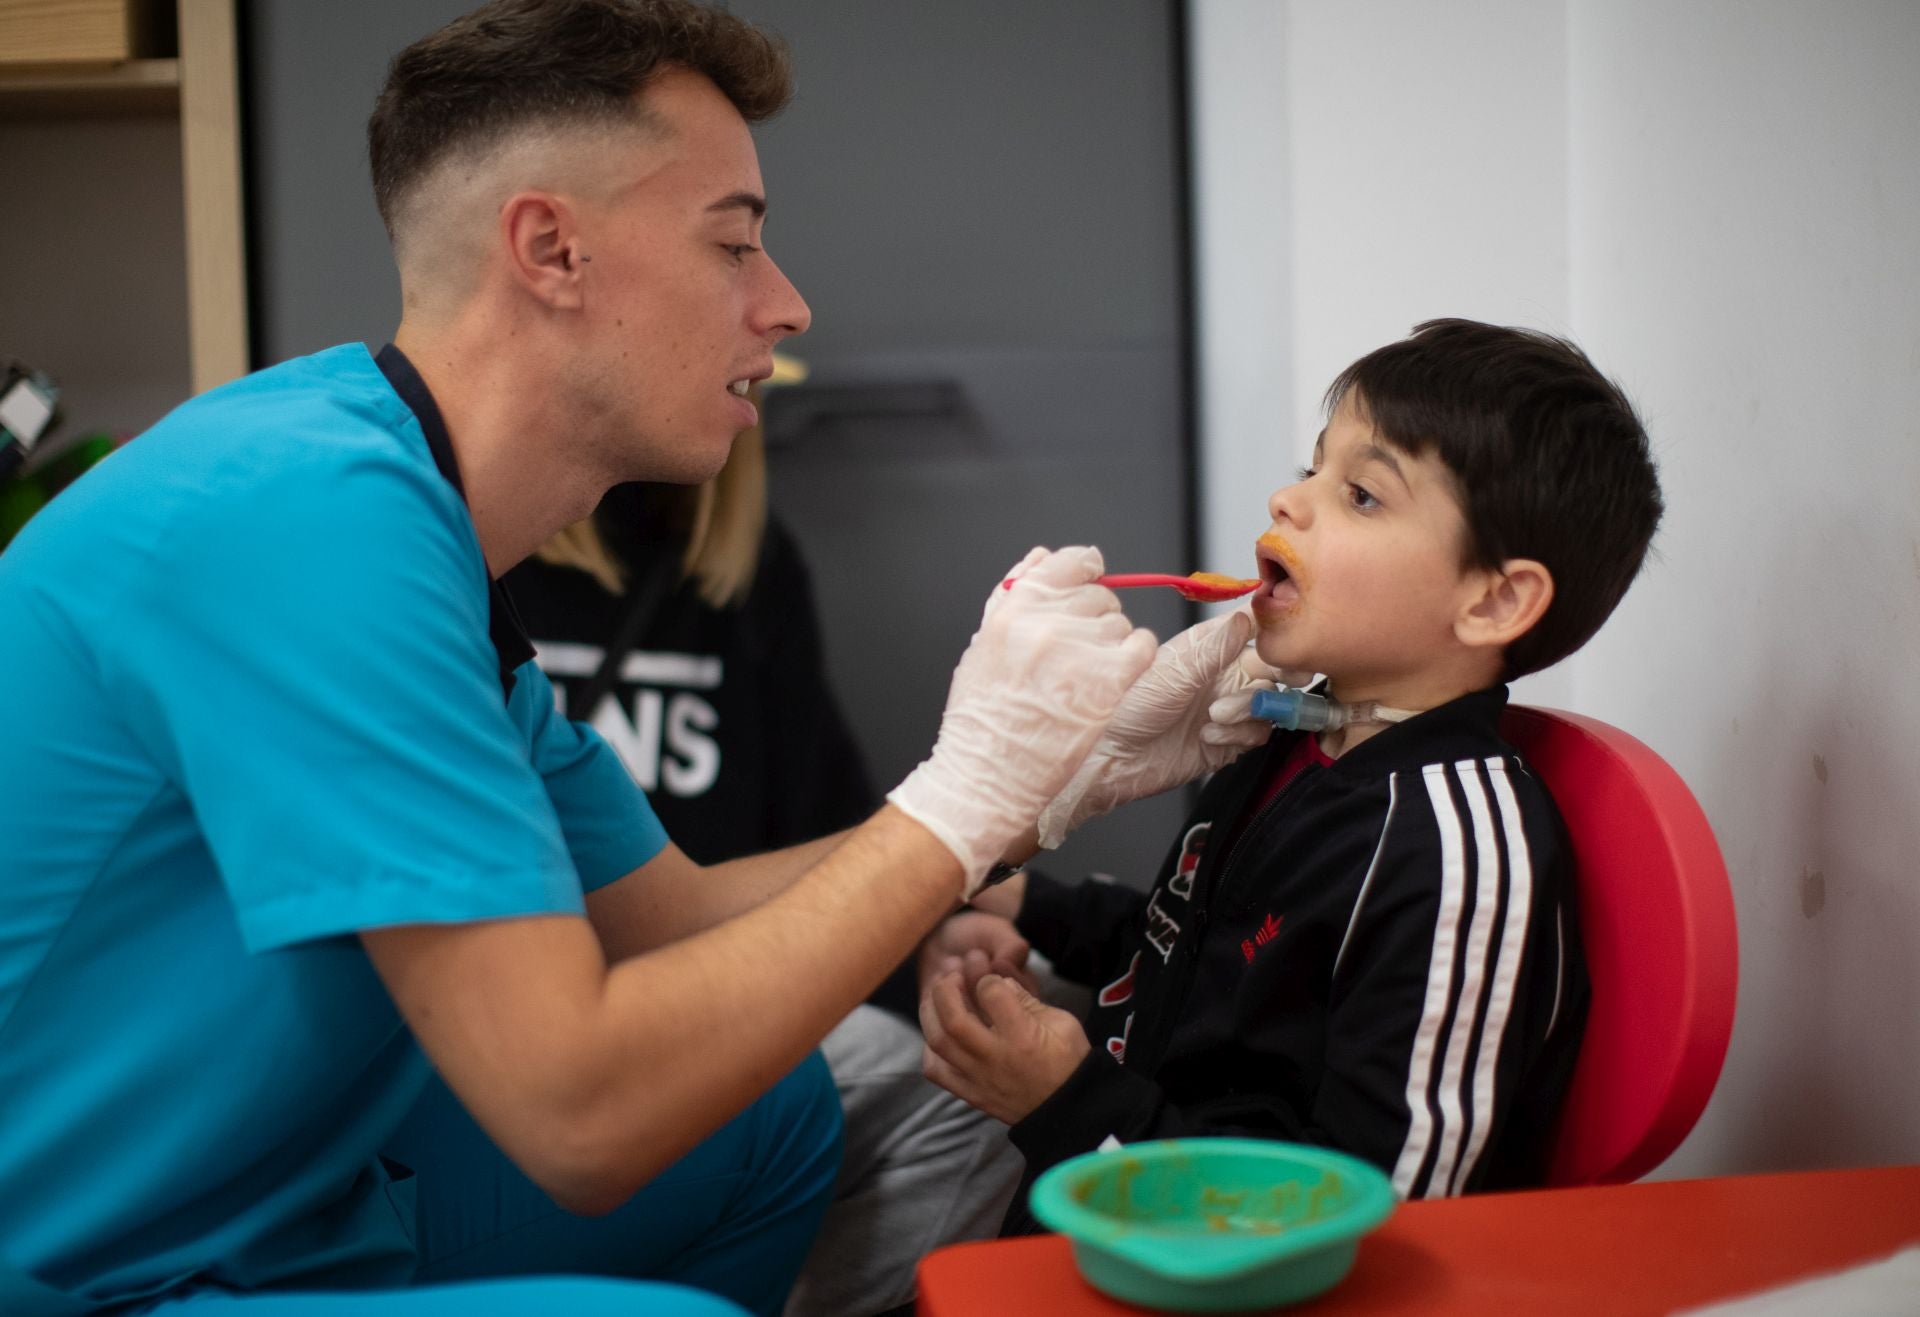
[706, 191, 767, 219]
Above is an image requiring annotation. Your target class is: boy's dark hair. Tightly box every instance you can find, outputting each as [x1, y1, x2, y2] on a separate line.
[1325, 318, 1663, 679]
[368, 0, 791, 238]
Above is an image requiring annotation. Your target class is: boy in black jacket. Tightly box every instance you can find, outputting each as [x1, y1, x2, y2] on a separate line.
[920, 319, 1665, 1224]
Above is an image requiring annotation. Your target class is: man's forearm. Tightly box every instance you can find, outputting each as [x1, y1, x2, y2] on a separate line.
[590, 817, 1036, 961]
[367, 805, 962, 1215]
[587, 828, 855, 959]
[660, 829, 857, 943]
[566, 808, 963, 1202]
[702, 830, 854, 915]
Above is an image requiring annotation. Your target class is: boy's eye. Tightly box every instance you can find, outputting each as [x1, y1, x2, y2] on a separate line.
[1294, 465, 1317, 482]
[1347, 483, 1379, 510]
[724, 243, 760, 262]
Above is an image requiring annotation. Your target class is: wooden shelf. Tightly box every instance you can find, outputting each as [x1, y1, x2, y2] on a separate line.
[0, 58, 180, 118]
[0, 1, 247, 395]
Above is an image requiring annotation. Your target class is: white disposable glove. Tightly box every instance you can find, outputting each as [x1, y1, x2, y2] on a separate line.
[888, 546, 1158, 898]
[1034, 607, 1289, 850]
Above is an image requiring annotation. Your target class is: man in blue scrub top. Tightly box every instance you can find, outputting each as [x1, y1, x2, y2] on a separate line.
[0, 3, 1267, 1314]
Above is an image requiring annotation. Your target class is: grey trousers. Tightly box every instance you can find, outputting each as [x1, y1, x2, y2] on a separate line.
[782, 1005, 1026, 1317]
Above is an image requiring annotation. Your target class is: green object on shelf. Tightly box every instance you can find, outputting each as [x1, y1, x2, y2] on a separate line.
[36, 433, 118, 495]
[1028, 1138, 1397, 1312]
[0, 476, 47, 551]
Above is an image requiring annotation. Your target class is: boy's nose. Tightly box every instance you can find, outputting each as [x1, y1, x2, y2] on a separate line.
[1268, 479, 1309, 527]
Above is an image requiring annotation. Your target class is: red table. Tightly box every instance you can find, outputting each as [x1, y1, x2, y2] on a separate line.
[917, 1165, 1920, 1315]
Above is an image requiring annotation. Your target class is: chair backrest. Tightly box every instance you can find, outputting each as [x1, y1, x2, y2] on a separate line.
[1500, 705, 1738, 1186]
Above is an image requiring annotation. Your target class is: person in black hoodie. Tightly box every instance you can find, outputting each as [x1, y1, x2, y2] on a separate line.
[919, 319, 1666, 1230]
[505, 388, 875, 871]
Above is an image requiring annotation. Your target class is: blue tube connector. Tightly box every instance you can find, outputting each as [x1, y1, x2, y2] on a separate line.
[1249, 687, 1337, 731]
[1251, 688, 1420, 733]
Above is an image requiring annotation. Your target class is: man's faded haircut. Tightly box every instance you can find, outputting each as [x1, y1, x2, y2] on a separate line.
[1325, 319, 1664, 679]
[368, 0, 792, 239]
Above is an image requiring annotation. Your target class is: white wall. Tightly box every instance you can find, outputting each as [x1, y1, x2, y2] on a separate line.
[1193, 0, 1580, 705]
[1193, 0, 1920, 1177]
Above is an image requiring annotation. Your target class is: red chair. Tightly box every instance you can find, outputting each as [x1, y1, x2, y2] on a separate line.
[1500, 705, 1738, 1185]
[916, 707, 1741, 1314]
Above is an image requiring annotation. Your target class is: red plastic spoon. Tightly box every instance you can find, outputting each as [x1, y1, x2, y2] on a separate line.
[1001, 571, 1261, 603]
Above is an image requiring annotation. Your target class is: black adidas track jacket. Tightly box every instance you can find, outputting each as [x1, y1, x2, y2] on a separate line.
[1006, 685, 1587, 1230]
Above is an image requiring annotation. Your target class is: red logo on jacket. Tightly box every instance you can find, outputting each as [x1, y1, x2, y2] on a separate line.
[1167, 822, 1208, 901]
[1098, 952, 1141, 1008]
[1241, 912, 1283, 964]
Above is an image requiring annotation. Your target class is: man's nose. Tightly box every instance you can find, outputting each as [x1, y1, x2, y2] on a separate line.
[757, 255, 811, 341]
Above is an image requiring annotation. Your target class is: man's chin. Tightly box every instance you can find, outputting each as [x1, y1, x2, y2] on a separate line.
[625, 436, 735, 486]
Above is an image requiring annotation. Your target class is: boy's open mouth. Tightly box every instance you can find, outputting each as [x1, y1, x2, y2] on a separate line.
[1254, 532, 1303, 612]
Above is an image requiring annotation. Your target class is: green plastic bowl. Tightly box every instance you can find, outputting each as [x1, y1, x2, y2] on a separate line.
[1029, 1138, 1397, 1312]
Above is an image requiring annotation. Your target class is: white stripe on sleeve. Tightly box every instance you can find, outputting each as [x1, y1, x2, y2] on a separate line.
[1448, 759, 1534, 1195]
[1427, 759, 1504, 1197]
[1335, 773, 1400, 980]
[1391, 764, 1469, 1198]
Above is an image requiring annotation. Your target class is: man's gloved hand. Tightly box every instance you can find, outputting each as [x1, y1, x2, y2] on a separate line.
[1033, 607, 1287, 850]
[887, 546, 1158, 898]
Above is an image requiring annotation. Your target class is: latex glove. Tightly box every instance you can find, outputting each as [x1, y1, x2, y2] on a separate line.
[887, 546, 1158, 898]
[1034, 607, 1285, 850]
[1207, 638, 1315, 733]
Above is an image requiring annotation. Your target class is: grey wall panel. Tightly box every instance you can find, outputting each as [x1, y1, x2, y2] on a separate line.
[741, 0, 1183, 353]
[738, 0, 1196, 889]
[245, 0, 468, 359]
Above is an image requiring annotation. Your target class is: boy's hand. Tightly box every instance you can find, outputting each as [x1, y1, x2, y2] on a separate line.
[920, 966, 1091, 1125]
[1036, 609, 1275, 849]
[966, 868, 1026, 921]
[918, 912, 1039, 998]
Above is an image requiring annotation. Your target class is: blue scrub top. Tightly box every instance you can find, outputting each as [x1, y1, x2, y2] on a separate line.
[0, 345, 669, 1312]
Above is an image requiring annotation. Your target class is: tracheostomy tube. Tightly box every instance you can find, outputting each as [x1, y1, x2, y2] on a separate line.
[1249, 688, 1419, 733]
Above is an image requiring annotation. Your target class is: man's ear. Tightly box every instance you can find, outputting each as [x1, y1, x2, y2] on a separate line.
[500, 191, 588, 311]
[1457, 558, 1553, 652]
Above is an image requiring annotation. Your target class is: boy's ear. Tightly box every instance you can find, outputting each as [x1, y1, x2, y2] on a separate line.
[1456, 558, 1553, 652]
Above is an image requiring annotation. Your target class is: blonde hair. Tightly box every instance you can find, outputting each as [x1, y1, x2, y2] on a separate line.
[533, 422, 768, 609]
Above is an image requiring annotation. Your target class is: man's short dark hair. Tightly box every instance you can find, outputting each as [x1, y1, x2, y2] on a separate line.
[1325, 318, 1664, 679]
[368, 0, 792, 237]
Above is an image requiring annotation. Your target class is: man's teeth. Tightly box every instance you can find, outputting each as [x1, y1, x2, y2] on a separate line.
[728, 380, 750, 397]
